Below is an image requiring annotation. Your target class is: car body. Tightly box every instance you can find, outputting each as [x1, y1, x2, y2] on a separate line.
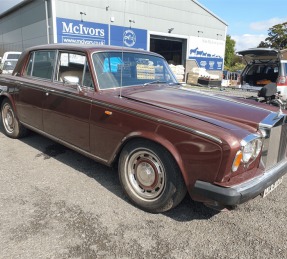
[238, 48, 287, 99]
[0, 44, 287, 213]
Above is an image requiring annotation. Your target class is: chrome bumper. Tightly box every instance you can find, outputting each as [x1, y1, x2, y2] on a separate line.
[191, 160, 287, 205]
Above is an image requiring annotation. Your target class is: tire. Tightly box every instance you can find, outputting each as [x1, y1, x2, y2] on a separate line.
[119, 139, 187, 213]
[1, 99, 28, 138]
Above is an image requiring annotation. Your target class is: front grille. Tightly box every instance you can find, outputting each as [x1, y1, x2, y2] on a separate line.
[278, 123, 287, 161]
[262, 122, 287, 170]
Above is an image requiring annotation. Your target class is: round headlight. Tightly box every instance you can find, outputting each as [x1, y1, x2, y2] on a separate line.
[253, 139, 262, 158]
[242, 138, 262, 163]
[242, 141, 255, 163]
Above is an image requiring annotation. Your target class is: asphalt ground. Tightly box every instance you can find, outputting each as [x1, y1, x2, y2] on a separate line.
[0, 87, 286, 259]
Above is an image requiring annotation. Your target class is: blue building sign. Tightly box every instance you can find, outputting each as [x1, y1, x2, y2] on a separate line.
[56, 18, 108, 45]
[110, 25, 147, 50]
[56, 18, 147, 50]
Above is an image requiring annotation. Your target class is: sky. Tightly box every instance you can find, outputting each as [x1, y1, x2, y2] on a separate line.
[197, 0, 287, 51]
[0, 0, 23, 14]
[1, 0, 287, 51]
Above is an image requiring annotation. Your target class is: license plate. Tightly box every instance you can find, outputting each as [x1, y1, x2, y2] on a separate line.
[261, 177, 283, 198]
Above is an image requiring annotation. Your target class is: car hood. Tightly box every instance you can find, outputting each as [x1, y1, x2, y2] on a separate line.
[121, 86, 273, 131]
[237, 48, 279, 63]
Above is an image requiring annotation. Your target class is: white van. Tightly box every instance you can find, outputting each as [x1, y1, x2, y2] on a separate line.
[1, 51, 21, 61]
[0, 51, 21, 74]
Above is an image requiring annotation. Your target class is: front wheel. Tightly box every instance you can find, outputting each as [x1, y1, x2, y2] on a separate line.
[1, 99, 27, 138]
[119, 140, 187, 213]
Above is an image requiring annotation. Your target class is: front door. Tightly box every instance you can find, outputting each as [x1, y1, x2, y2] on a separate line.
[42, 52, 92, 152]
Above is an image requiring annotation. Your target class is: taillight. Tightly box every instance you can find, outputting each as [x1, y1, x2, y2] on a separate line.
[278, 76, 287, 85]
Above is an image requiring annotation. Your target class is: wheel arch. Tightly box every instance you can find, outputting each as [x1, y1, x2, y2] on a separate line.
[111, 131, 187, 184]
[0, 93, 17, 113]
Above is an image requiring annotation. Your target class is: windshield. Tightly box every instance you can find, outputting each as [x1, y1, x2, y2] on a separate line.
[3, 60, 17, 70]
[92, 52, 177, 89]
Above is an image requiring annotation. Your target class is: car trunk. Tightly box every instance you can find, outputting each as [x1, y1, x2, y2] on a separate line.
[237, 48, 280, 90]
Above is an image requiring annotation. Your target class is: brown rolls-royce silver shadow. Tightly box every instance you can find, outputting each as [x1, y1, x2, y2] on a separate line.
[0, 44, 286, 213]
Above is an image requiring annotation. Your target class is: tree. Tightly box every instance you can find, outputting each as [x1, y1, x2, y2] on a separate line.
[258, 41, 270, 48]
[257, 22, 287, 49]
[224, 35, 236, 68]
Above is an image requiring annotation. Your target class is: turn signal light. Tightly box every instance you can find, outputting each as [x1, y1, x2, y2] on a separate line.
[232, 150, 243, 172]
[105, 110, 113, 116]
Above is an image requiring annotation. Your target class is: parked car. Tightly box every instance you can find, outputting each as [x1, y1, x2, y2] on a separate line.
[0, 44, 286, 213]
[0, 60, 18, 74]
[0, 51, 21, 75]
[222, 70, 241, 88]
[237, 48, 287, 99]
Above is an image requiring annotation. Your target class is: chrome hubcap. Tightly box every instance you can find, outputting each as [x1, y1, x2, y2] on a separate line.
[2, 103, 15, 133]
[126, 149, 165, 200]
[136, 161, 156, 188]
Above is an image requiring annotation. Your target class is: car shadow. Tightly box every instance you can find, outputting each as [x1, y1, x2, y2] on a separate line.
[0, 125, 219, 221]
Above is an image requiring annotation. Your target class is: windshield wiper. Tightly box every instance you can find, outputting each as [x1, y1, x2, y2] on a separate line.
[143, 80, 167, 86]
[168, 82, 182, 86]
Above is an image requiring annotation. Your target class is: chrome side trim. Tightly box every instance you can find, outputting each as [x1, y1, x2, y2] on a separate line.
[19, 83, 93, 104]
[21, 122, 108, 164]
[90, 99, 223, 144]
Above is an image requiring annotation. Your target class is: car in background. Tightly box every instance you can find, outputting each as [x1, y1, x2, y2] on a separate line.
[237, 48, 287, 99]
[1, 51, 21, 61]
[0, 51, 21, 74]
[222, 70, 241, 88]
[0, 60, 18, 74]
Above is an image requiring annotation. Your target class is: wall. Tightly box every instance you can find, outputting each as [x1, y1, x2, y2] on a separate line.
[54, 0, 226, 39]
[0, 1, 52, 56]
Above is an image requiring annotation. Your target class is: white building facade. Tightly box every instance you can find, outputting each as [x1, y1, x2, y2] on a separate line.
[0, 0, 227, 79]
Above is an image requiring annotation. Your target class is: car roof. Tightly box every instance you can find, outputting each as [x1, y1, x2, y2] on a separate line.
[24, 43, 162, 57]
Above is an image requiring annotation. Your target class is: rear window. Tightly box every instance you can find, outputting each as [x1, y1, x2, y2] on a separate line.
[246, 64, 278, 76]
[24, 50, 56, 80]
[7, 53, 21, 59]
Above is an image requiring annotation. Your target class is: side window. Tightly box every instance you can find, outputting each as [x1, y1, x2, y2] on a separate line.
[57, 52, 86, 86]
[24, 50, 56, 80]
[82, 61, 94, 88]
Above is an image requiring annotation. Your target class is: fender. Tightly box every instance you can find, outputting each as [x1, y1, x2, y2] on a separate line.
[110, 129, 190, 186]
[0, 86, 18, 115]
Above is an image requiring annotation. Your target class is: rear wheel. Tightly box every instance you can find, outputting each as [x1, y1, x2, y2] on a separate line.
[1, 99, 27, 138]
[119, 139, 187, 213]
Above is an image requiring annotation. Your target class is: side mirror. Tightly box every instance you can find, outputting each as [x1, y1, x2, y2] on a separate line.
[63, 76, 80, 85]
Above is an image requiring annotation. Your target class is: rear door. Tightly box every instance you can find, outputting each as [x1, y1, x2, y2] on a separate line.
[15, 50, 56, 130]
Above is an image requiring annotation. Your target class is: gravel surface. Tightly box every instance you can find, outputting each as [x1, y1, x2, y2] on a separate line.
[0, 93, 286, 258]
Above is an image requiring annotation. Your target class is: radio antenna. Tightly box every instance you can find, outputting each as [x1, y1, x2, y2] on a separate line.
[119, 0, 127, 99]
